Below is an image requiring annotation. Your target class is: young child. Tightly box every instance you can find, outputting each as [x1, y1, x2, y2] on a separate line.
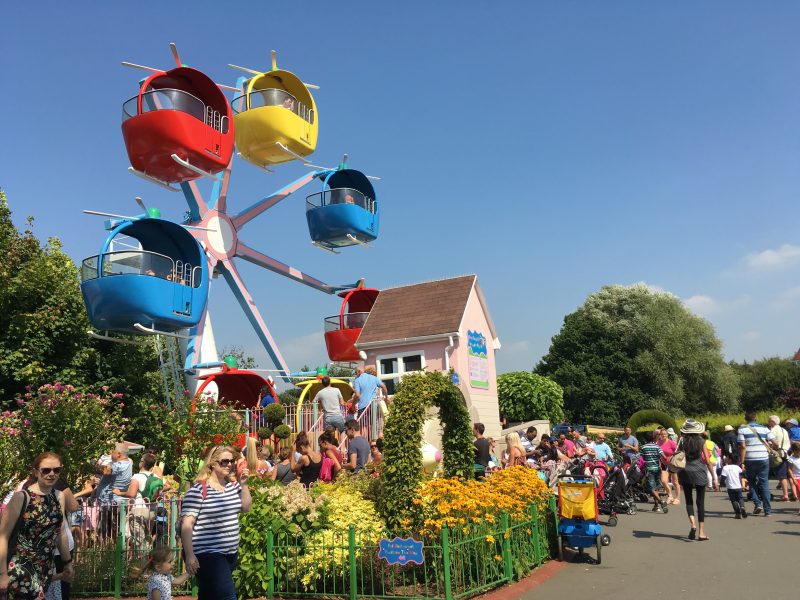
[720, 455, 748, 519]
[132, 546, 190, 600]
[787, 441, 800, 515]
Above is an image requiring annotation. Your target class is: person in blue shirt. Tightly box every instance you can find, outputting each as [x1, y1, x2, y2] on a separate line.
[589, 434, 613, 462]
[353, 366, 388, 419]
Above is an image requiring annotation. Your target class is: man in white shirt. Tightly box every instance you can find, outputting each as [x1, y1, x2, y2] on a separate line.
[768, 415, 792, 502]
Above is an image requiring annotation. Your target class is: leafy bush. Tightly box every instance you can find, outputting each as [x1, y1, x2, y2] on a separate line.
[413, 467, 551, 536]
[273, 424, 292, 440]
[263, 403, 286, 424]
[1, 383, 125, 495]
[234, 479, 327, 598]
[292, 480, 385, 590]
[497, 372, 564, 423]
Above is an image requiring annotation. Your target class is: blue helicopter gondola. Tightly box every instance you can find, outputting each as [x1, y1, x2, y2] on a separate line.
[80, 212, 209, 336]
[305, 168, 379, 251]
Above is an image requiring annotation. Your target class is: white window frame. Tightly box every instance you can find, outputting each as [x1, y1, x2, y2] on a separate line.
[375, 350, 426, 396]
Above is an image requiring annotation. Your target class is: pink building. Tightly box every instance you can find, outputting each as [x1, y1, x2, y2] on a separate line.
[356, 275, 502, 443]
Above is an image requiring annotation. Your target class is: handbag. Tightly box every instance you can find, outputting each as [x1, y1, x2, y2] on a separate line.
[668, 440, 686, 473]
[748, 426, 784, 468]
[6, 490, 29, 566]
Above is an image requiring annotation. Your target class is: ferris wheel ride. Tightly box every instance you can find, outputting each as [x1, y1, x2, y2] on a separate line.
[80, 44, 382, 397]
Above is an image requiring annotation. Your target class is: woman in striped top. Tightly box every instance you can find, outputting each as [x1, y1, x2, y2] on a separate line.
[180, 446, 252, 600]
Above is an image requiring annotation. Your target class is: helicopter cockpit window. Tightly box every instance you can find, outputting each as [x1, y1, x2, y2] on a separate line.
[139, 88, 207, 123]
[233, 88, 314, 124]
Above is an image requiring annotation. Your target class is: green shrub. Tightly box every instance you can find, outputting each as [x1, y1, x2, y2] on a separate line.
[263, 403, 286, 424]
[273, 424, 291, 439]
[497, 372, 564, 422]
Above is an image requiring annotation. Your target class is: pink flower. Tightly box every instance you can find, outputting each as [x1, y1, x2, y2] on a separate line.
[16, 399, 24, 405]
[112, 393, 124, 399]
[23, 419, 31, 427]
[2, 411, 11, 417]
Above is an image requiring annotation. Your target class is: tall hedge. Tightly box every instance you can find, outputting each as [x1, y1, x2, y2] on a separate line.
[378, 371, 473, 531]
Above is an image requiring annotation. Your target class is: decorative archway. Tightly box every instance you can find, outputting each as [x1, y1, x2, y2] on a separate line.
[378, 371, 474, 530]
[627, 409, 677, 433]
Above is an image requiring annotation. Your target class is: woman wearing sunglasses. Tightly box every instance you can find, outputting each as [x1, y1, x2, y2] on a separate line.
[180, 446, 251, 600]
[0, 452, 74, 599]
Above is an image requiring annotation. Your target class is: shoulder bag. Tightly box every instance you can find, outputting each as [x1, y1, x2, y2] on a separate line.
[5, 490, 29, 566]
[667, 439, 686, 473]
[748, 425, 784, 468]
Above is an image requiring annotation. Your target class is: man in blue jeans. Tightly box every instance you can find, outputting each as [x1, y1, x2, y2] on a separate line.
[738, 411, 775, 516]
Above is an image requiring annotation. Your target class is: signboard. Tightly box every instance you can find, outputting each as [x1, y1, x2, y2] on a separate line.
[467, 330, 489, 389]
[378, 537, 425, 566]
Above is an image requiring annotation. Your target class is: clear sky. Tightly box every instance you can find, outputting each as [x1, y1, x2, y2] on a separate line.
[2, 1, 799, 375]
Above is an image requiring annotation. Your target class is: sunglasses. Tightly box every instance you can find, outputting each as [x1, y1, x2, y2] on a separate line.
[39, 467, 63, 475]
[216, 459, 234, 467]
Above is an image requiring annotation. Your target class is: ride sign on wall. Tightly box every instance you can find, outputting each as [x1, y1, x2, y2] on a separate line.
[468, 330, 489, 389]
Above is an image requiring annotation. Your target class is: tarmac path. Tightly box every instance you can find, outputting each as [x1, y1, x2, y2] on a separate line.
[520, 488, 800, 599]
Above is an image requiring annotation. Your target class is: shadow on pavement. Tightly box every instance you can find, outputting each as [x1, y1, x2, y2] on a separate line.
[772, 530, 800, 536]
[631, 529, 692, 541]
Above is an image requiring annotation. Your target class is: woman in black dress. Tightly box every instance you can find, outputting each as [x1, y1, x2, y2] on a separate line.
[0, 452, 74, 599]
[290, 436, 323, 487]
[678, 420, 714, 541]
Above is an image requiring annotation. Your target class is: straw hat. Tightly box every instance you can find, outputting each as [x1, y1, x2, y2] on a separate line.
[679, 419, 705, 434]
[724, 425, 734, 432]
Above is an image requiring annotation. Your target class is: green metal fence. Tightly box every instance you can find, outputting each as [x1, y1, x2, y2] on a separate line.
[267, 497, 557, 600]
[73, 497, 556, 599]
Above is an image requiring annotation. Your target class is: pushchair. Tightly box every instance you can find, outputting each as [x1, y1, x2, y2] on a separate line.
[557, 475, 611, 564]
[598, 463, 637, 518]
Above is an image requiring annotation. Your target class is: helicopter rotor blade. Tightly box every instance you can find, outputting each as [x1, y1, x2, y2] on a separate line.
[271, 50, 277, 71]
[135, 196, 148, 213]
[121, 62, 165, 73]
[216, 83, 242, 92]
[83, 209, 137, 219]
[169, 42, 182, 67]
[228, 64, 262, 75]
[342, 154, 349, 166]
[303, 82, 320, 90]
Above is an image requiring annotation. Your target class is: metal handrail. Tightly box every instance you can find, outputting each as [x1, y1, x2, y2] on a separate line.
[324, 312, 369, 332]
[306, 188, 376, 213]
[122, 88, 229, 133]
[231, 88, 315, 124]
[81, 250, 198, 287]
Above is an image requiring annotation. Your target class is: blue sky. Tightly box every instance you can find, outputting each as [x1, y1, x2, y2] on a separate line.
[2, 2, 800, 375]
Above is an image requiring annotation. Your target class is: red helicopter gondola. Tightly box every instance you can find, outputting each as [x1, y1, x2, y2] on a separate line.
[121, 44, 235, 188]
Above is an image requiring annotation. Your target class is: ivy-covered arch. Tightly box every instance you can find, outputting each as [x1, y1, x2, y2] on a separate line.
[627, 409, 677, 434]
[377, 371, 474, 530]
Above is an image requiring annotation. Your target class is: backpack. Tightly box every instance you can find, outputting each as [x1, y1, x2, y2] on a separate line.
[319, 456, 334, 482]
[141, 474, 164, 503]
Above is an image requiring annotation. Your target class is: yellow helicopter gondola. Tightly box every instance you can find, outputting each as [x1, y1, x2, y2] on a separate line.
[231, 52, 319, 167]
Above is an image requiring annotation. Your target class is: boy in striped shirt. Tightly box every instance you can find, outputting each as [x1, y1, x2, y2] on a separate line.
[641, 431, 667, 513]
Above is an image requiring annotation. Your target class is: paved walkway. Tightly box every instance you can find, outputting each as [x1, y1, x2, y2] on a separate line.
[521, 489, 800, 599]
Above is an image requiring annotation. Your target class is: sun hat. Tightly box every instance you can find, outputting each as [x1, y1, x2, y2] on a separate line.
[666, 427, 676, 436]
[724, 425, 734, 432]
[679, 419, 705, 435]
[768, 415, 781, 424]
[787, 418, 799, 426]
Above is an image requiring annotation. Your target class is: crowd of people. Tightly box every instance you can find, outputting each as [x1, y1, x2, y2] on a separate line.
[473, 412, 800, 544]
[2, 408, 798, 599]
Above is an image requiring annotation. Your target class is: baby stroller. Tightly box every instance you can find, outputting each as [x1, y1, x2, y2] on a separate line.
[598, 464, 637, 517]
[557, 475, 611, 564]
[623, 456, 652, 504]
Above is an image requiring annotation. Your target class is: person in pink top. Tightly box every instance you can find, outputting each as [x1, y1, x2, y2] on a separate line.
[657, 428, 678, 504]
[558, 434, 576, 459]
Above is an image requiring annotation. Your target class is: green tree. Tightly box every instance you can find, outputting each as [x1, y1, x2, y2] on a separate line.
[497, 372, 564, 423]
[220, 345, 259, 370]
[731, 357, 800, 411]
[536, 284, 739, 425]
[0, 191, 165, 414]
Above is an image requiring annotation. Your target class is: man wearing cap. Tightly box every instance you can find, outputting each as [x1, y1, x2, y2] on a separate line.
[768, 415, 791, 502]
[719, 425, 739, 467]
[738, 411, 776, 516]
[787, 418, 800, 443]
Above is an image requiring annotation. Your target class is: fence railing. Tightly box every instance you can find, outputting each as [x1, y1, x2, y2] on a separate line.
[251, 497, 557, 600]
[70, 498, 193, 597]
[70, 495, 556, 599]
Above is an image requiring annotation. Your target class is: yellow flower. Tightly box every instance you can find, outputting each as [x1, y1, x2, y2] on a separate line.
[485, 535, 495, 543]
[494, 555, 502, 561]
